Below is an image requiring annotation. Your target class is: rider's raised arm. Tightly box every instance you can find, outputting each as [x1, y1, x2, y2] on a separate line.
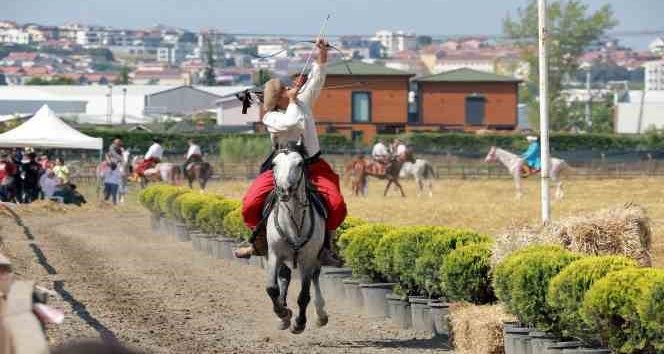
[297, 62, 326, 109]
[262, 104, 304, 133]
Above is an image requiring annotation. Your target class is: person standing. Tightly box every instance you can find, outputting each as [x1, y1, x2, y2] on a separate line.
[102, 162, 122, 205]
[52, 158, 70, 185]
[0, 152, 16, 202]
[107, 138, 125, 164]
[18, 153, 41, 203]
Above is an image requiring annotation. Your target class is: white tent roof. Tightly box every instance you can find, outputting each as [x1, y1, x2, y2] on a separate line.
[0, 105, 102, 150]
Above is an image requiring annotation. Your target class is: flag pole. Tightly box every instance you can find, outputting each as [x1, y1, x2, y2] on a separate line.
[538, 0, 551, 223]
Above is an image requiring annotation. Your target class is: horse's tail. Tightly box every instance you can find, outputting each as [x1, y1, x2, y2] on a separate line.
[424, 162, 437, 179]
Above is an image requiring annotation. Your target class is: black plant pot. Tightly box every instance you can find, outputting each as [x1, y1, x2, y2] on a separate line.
[409, 297, 434, 335]
[429, 301, 450, 337]
[529, 331, 558, 354]
[174, 222, 190, 242]
[360, 283, 396, 318]
[504, 326, 532, 354]
[386, 293, 412, 329]
[545, 341, 583, 354]
[342, 279, 364, 309]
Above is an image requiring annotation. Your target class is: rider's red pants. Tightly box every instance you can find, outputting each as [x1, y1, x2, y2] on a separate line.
[242, 158, 347, 231]
[136, 158, 159, 176]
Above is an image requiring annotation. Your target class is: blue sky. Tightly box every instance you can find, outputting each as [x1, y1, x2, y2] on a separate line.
[3, 0, 663, 48]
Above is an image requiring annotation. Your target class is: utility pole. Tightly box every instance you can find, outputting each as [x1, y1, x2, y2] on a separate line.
[538, 0, 551, 223]
[106, 84, 113, 124]
[122, 87, 127, 125]
[586, 69, 592, 131]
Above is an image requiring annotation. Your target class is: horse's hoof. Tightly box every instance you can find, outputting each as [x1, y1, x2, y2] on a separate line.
[276, 309, 292, 330]
[290, 323, 305, 334]
[316, 315, 329, 328]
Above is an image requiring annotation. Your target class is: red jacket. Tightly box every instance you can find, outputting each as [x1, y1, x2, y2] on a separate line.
[0, 161, 16, 181]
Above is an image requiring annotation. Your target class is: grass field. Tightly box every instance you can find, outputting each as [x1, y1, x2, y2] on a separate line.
[77, 177, 664, 268]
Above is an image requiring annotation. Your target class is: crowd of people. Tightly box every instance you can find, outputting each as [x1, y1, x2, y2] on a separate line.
[0, 148, 86, 206]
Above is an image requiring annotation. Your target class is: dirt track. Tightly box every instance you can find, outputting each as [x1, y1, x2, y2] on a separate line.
[1, 207, 451, 353]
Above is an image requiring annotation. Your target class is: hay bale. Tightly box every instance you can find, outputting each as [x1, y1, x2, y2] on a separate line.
[492, 203, 652, 267]
[449, 303, 515, 354]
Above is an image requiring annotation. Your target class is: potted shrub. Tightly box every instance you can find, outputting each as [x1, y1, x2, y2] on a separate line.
[157, 186, 189, 236]
[172, 191, 195, 242]
[581, 268, 664, 354]
[138, 186, 164, 232]
[547, 255, 637, 352]
[638, 273, 664, 354]
[198, 198, 241, 260]
[340, 224, 395, 318]
[223, 207, 251, 264]
[180, 193, 217, 251]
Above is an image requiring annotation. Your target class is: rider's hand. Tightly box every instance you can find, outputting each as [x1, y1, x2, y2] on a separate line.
[286, 82, 303, 101]
[316, 38, 328, 64]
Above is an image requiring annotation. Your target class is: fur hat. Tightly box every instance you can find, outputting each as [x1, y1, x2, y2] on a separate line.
[263, 78, 284, 112]
[526, 135, 538, 142]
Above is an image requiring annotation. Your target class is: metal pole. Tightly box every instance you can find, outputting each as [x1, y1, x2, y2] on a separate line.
[538, 0, 551, 223]
[586, 70, 592, 131]
[122, 87, 127, 125]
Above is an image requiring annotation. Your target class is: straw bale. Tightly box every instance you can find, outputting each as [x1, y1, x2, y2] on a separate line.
[449, 303, 516, 354]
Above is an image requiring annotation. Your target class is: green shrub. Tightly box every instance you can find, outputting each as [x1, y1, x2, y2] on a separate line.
[440, 243, 496, 304]
[413, 229, 490, 298]
[222, 207, 251, 241]
[374, 227, 407, 283]
[156, 186, 190, 219]
[336, 217, 367, 251]
[138, 185, 167, 214]
[638, 273, 664, 353]
[389, 226, 445, 295]
[509, 249, 581, 330]
[177, 193, 219, 227]
[581, 268, 662, 354]
[340, 224, 394, 281]
[172, 190, 194, 221]
[197, 199, 242, 234]
[493, 244, 566, 312]
[547, 256, 638, 341]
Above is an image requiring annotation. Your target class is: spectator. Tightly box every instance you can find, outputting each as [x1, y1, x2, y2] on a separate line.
[0, 152, 16, 202]
[18, 153, 41, 203]
[102, 162, 122, 205]
[38, 155, 51, 170]
[39, 169, 60, 200]
[52, 158, 70, 184]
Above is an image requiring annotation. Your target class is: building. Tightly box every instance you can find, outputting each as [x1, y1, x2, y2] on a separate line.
[413, 68, 521, 131]
[615, 91, 664, 134]
[435, 53, 495, 74]
[310, 60, 414, 143]
[0, 28, 31, 44]
[374, 30, 416, 57]
[644, 60, 664, 91]
[198, 29, 224, 66]
[649, 37, 664, 56]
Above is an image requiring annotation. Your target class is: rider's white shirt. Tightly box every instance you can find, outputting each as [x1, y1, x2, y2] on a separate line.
[186, 145, 201, 159]
[262, 62, 326, 156]
[396, 144, 407, 156]
[145, 143, 164, 160]
[372, 143, 389, 159]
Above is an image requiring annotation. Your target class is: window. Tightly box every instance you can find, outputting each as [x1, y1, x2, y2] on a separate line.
[352, 92, 371, 123]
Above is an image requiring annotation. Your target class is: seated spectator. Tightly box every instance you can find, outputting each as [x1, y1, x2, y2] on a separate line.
[39, 170, 60, 200]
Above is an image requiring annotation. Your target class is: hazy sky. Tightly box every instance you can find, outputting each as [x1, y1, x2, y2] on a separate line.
[3, 0, 663, 48]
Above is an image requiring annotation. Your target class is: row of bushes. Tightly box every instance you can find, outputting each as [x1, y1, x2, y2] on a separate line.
[494, 245, 664, 354]
[82, 127, 664, 156]
[137, 185, 250, 241]
[337, 220, 495, 304]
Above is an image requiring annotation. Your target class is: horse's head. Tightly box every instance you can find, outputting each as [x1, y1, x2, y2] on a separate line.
[272, 142, 306, 202]
[485, 146, 497, 163]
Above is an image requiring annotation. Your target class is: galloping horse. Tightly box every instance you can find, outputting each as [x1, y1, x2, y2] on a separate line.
[184, 161, 213, 190]
[344, 157, 406, 197]
[265, 143, 328, 334]
[399, 159, 436, 198]
[131, 156, 181, 188]
[484, 146, 569, 200]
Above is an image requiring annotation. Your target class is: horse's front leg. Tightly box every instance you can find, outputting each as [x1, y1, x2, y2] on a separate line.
[291, 268, 313, 334]
[266, 254, 292, 330]
[383, 180, 393, 196]
[312, 267, 329, 327]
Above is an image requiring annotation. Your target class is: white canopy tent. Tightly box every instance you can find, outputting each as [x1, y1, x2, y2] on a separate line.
[0, 105, 102, 150]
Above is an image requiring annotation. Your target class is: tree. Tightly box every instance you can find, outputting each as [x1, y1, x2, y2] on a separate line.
[203, 38, 217, 86]
[25, 76, 77, 85]
[115, 65, 130, 85]
[253, 69, 272, 86]
[416, 35, 433, 48]
[503, 0, 618, 131]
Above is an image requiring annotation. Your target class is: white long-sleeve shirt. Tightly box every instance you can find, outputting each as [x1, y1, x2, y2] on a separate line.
[39, 174, 59, 198]
[396, 144, 407, 156]
[372, 143, 389, 158]
[145, 143, 164, 160]
[186, 144, 202, 159]
[262, 62, 326, 156]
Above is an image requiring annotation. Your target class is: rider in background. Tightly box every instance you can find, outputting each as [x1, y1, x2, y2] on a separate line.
[371, 138, 390, 164]
[183, 138, 202, 172]
[521, 135, 541, 177]
[136, 138, 164, 177]
[235, 38, 347, 265]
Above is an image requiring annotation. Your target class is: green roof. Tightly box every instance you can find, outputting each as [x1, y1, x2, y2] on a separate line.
[324, 60, 414, 76]
[414, 68, 520, 83]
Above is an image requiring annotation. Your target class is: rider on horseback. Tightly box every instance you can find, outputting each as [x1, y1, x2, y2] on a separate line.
[136, 138, 163, 177]
[521, 135, 541, 177]
[371, 139, 390, 165]
[183, 139, 203, 172]
[235, 39, 347, 266]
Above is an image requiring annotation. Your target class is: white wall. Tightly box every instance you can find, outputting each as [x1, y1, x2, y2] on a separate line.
[616, 103, 664, 133]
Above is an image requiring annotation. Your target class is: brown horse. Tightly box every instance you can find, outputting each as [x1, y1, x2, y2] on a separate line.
[184, 162, 213, 190]
[344, 156, 406, 197]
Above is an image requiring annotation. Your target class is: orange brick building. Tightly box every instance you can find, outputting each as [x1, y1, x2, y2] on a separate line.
[413, 68, 521, 131]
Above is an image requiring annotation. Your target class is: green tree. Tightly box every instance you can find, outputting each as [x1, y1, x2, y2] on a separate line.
[203, 38, 217, 86]
[25, 76, 77, 85]
[115, 65, 130, 85]
[253, 69, 272, 86]
[416, 35, 433, 48]
[504, 0, 618, 131]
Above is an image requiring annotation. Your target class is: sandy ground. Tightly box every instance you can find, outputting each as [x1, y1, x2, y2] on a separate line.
[0, 206, 450, 353]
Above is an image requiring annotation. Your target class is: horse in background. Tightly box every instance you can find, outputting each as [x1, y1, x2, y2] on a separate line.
[343, 156, 368, 196]
[485, 146, 569, 200]
[399, 159, 436, 198]
[184, 161, 213, 190]
[344, 156, 406, 197]
[131, 156, 181, 188]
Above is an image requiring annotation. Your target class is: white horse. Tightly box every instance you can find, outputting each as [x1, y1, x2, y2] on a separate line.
[484, 146, 569, 200]
[265, 144, 328, 334]
[399, 159, 436, 198]
[131, 156, 181, 188]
